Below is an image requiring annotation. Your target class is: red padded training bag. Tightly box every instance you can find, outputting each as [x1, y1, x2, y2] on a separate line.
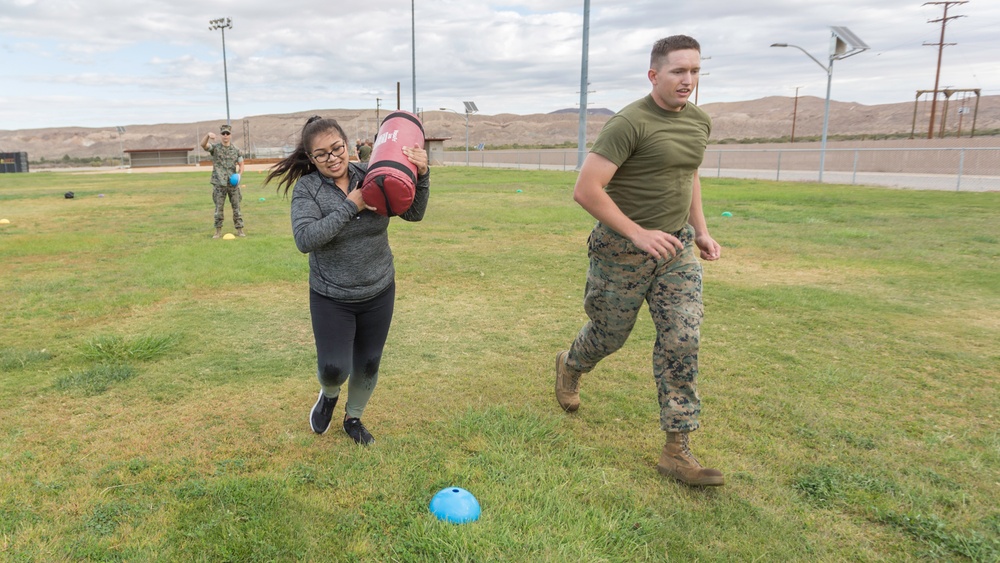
[361, 111, 425, 216]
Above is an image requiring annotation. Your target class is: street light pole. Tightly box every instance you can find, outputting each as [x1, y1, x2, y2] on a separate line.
[771, 27, 867, 183]
[771, 43, 833, 181]
[465, 110, 470, 165]
[209, 17, 233, 125]
[694, 56, 711, 105]
[462, 101, 478, 166]
[441, 104, 477, 165]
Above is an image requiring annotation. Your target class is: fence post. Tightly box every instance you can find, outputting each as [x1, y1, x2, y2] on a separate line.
[716, 152, 722, 178]
[776, 151, 782, 181]
[956, 148, 965, 191]
[852, 150, 859, 185]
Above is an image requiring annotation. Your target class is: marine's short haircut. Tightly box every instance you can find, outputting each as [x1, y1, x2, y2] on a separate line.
[650, 35, 701, 69]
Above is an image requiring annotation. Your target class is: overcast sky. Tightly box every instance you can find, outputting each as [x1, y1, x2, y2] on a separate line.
[1, 0, 997, 131]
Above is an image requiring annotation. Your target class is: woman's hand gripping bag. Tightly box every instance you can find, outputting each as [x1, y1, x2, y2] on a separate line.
[361, 111, 425, 216]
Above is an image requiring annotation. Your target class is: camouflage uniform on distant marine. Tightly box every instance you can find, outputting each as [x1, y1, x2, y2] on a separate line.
[358, 140, 372, 163]
[202, 124, 246, 238]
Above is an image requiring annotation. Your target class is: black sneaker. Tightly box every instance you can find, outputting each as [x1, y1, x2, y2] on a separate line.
[343, 417, 375, 445]
[309, 390, 338, 434]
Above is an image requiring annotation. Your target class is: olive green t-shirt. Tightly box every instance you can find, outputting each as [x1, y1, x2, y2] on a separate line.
[590, 95, 711, 233]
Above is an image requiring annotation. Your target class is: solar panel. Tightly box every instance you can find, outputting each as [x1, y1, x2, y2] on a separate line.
[831, 26, 869, 50]
[830, 26, 869, 59]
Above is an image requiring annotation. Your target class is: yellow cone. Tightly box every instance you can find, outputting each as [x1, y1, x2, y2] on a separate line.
[222, 233, 236, 240]
[0, 218, 9, 224]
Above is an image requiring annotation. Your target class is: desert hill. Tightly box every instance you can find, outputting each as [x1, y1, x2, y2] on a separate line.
[2, 95, 998, 163]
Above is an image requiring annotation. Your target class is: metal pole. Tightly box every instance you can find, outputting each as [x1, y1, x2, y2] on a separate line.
[465, 111, 470, 166]
[221, 27, 231, 125]
[940, 93, 950, 137]
[970, 90, 980, 137]
[209, 18, 233, 125]
[820, 60, 833, 183]
[577, 0, 590, 171]
[773, 34, 867, 183]
[411, 0, 417, 114]
[956, 148, 965, 191]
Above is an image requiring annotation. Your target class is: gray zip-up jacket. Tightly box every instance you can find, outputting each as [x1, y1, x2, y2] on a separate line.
[291, 162, 430, 302]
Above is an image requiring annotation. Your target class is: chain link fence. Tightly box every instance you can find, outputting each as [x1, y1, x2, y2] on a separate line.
[437, 145, 1000, 192]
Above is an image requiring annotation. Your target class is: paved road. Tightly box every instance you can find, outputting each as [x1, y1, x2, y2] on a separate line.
[698, 167, 999, 192]
[36, 161, 999, 192]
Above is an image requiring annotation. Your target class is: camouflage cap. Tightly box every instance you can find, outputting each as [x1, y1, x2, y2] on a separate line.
[220, 124, 232, 133]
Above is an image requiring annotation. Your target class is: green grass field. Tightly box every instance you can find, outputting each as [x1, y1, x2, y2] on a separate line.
[1, 167, 998, 561]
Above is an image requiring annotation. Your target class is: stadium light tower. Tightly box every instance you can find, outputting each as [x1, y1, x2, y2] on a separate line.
[771, 26, 868, 182]
[209, 17, 233, 125]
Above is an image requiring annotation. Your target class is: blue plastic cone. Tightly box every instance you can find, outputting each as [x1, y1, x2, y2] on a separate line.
[429, 487, 480, 524]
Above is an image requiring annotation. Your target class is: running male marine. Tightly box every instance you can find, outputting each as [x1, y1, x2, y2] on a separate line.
[555, 35, 724, 487]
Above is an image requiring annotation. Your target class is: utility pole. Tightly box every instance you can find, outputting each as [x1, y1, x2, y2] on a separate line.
[694, 56, 711, 105]
[791, 86, 802, 142]
[923, 1, 967, 139]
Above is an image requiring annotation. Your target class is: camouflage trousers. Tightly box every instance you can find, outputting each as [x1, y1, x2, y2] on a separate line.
[566, 222, 704, 433]
[212, 184, 243, 229]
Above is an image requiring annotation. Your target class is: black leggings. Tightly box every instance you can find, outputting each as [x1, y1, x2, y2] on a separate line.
[309, 283, 395, 419]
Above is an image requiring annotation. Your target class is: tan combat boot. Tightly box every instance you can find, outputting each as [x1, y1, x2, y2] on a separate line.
[555, 350, 582, 412]
[237, 228, 246, 237]
[657, 432, 724, 487]
[213, 228, 221, 239]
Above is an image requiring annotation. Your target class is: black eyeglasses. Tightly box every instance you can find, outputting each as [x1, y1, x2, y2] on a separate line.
[310, 143, 347, 162]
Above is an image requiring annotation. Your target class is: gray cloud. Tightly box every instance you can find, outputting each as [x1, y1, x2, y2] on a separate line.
[1, 0, 996, 130]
